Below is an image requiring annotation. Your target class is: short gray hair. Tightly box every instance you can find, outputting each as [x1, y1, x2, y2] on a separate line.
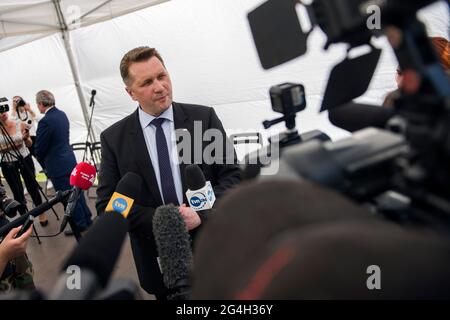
[36, 90, 55, 107]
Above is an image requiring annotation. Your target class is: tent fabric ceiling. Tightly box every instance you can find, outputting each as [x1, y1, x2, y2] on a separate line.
[0, 0, 169, 51]
[0, 0, 447, 162]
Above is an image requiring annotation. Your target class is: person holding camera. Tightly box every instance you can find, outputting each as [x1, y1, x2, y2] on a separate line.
[11, 96, 38, 158]
[0, 111, 48, 226]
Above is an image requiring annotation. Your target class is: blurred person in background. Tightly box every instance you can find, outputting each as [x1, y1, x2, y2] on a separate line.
[0, 110, 48, 226]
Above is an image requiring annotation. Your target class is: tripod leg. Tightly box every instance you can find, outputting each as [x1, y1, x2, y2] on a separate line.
[20, 157, 60, 221]
[32, 223, 41, 245]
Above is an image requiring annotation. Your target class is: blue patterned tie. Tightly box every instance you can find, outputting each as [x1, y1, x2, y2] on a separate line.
[150, 118, 179, 205]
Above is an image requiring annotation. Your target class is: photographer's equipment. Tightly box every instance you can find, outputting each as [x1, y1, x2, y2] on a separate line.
[328, 101, 396, 133]
[263, 83, 306, 141]
[0, 211, 141, 300]
[320, 46, 382, 111]
[243, 83, 330, 178]
[248, 0, 442, 110]
[0, 190, 70, 238]
[0, 184, 27, 218]
[14, 215, 34, 239]
[0, 118, 61, 244]
[0, 97, 9, 114]
[80, 89, 100, 168]
[263, 82, 330, 146]
[16, 98, 26, 108]
[247, 0, 450, 230]
[247, 0, 311, 69]
[13, 97, 29, 121]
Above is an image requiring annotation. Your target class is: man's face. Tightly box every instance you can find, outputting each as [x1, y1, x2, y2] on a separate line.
[125, 56, 173, 117]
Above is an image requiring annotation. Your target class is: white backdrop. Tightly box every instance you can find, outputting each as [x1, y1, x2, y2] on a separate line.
[0, 0, 448, 160]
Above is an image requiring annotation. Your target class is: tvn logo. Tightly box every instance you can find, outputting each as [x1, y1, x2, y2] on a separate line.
[106, 192, 134, 218]
[112, 198, 128, 213]
[190, 193, 207, 209]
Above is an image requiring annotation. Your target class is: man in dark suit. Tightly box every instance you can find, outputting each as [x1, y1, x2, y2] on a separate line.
[34, 90, 92, 235]
[96, 47, 242, 299]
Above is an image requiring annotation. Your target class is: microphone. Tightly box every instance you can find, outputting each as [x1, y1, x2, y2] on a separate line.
[89, 90, 97, 107]
[49, 212, 128, 299]
[328, 102, 394, 132]
[185, 165, 216, 218]
[105, 172, 142, 218]
[0, 190, 71, 238]
[24, 119, 33, 131]
[153, 204, 193, 300]
[59, 162, 96, 233]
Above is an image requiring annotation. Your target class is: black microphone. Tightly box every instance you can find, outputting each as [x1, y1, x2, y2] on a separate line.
[153, 204, 193, 300]
[89, 90, 97, 107]
[185, 164, 216, 221]
[328, 102, 394, 132]
[49, 212, 128, 300]
[0, 190, 71, 238]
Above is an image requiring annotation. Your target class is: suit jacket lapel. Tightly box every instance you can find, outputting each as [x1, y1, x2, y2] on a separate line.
[129, 108, 163, 205]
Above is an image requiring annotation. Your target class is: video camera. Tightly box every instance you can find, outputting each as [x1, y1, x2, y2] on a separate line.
[0, 185, 27, 219]
[247, 0, 450, 230]
[0, 97, 9, 114]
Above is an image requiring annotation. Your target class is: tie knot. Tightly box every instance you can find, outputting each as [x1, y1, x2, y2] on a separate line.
[151, 117, 165, 128]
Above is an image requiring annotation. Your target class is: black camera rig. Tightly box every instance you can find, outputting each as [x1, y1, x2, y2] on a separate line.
[247, 0, 450, 231]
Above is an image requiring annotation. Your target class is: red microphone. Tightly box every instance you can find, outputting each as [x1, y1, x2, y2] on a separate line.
[60, 162, 97, 235]
[70, 162, 97, 190]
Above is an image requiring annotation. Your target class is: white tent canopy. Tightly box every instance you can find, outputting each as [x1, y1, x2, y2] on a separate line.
[0, 0, 448, 160]
[1, 0, 169, 143]
[0, 0, 169, 50]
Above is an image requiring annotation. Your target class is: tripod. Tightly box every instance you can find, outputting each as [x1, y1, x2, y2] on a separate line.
[0, 120, 60, 244]
[81, 90, 99, 169]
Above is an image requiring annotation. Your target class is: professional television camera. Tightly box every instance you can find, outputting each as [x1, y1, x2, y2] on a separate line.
[247, 0, 450, 230]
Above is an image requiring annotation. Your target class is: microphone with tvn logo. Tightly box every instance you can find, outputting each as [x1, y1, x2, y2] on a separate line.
[59, 162, 96, 240]
[185, 164, 216, 220]
[105, 172, 142, 217]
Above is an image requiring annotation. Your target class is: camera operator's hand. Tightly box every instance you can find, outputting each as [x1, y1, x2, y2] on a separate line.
[24, 103, 31, 112]
[179, 203, 201, 231]
[0, 226, 32, 275]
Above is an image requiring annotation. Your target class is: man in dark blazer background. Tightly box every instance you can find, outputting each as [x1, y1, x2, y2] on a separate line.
[34, 90, 93, 235]
[96, 47, 242, 299]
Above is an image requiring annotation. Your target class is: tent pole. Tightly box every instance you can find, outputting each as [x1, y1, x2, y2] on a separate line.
[52, 0, 97, 145]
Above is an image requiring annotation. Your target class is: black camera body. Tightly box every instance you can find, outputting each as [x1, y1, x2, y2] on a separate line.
[270, 83, 306, 115]
[0, 97, 9, 114]
[0, 185, 26, 218]
[16, 98, 26, 108]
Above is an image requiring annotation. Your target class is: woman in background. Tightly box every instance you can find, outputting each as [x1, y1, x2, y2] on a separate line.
[0, 111, 48, 226]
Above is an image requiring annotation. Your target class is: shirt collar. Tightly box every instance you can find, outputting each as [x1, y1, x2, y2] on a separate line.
[45, 106, 55, 114]
[138, 104, 174, 130]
